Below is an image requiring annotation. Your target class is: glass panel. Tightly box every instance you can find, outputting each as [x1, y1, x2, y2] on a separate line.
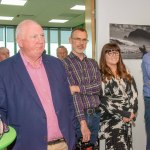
[50, 43, 58, 57]
[0, 27, 5, 46]
[84, 42, 92, 58]
[50, 29, 58, 57]
[61, 44, 71, 55]
[16, 44, 20, 52]
[6, 27, 14, 42]
[60, 30, 71, 44]
[44, 29, 48, 54]
[60, 30, 71, 54]
[6, 27, 15, 56]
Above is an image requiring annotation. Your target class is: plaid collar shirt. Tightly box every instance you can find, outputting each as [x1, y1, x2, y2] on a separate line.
[63, 52, 101, 121]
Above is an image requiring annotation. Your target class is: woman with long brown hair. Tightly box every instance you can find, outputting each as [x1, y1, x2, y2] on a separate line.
[99, 43, 138, 150]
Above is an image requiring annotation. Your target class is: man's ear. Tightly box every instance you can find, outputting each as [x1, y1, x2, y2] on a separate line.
[16, 38, 23, 48]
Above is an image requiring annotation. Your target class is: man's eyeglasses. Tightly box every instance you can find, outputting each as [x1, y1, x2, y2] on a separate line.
[72, 38, 89, 43]
[105, 49, 120, 56]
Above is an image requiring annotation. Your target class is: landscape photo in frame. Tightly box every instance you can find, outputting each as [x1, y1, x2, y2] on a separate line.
[110, 23, 150, 59]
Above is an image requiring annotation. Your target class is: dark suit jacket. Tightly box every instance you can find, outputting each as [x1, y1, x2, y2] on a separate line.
[0, 53, 76, 150]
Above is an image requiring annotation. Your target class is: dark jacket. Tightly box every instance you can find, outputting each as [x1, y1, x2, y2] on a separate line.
[0, 53, 76, 150]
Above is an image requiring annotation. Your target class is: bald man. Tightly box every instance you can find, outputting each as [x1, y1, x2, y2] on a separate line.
[0, 47, 9, 61]
[0, 20, 76, 150]
[57, 46, 68, 60]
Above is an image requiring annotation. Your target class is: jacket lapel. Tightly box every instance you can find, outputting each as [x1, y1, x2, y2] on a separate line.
[42, 56, 60, 113]
[13, 53, 44, 111]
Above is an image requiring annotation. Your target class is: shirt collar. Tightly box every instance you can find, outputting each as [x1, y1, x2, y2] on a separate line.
[69, 52, 87, 61]
[20, 50, 42, 68]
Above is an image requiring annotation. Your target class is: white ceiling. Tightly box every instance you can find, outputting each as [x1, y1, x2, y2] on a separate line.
[0, 0, 85, 27]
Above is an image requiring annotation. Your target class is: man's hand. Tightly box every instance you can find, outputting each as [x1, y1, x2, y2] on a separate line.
[0, 119, 3, 137]
[80, 120, 91, 142]
[0, 119, 9, 138]
[70, 86, 80, 95]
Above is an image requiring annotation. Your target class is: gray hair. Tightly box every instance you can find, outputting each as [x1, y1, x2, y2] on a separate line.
[0, 47, 9, 54]
[56, 45, 68, 53]
[15, 19, 40, 39]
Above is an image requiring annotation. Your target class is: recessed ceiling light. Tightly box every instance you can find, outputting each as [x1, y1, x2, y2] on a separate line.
[70, 5, 85, 10]
[49, 19, 68, 23]
[0, 16, 14, 20]
[0, 0, 27, 6]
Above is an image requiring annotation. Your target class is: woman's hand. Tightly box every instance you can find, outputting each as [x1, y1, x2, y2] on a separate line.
[123, 112, 135, 123]
[123, 117, 130, 123]
[129, 112, 135, 120]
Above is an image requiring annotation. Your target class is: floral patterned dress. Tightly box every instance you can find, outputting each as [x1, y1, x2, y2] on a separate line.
[99, 77, 138, 150]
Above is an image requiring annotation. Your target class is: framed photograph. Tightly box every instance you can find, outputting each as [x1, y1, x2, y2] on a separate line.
[110, 23, 150, 59]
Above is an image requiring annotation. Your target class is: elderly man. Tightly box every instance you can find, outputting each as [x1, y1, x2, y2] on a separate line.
[56, 45, 68, 60]
[0, 19, 76, 150]
[0, 47, 9, 61]
[63, 28, 101, 150]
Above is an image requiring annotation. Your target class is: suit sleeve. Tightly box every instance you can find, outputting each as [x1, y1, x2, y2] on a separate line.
[61, 63, 77, 127]
[0, 71, 8, 124]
